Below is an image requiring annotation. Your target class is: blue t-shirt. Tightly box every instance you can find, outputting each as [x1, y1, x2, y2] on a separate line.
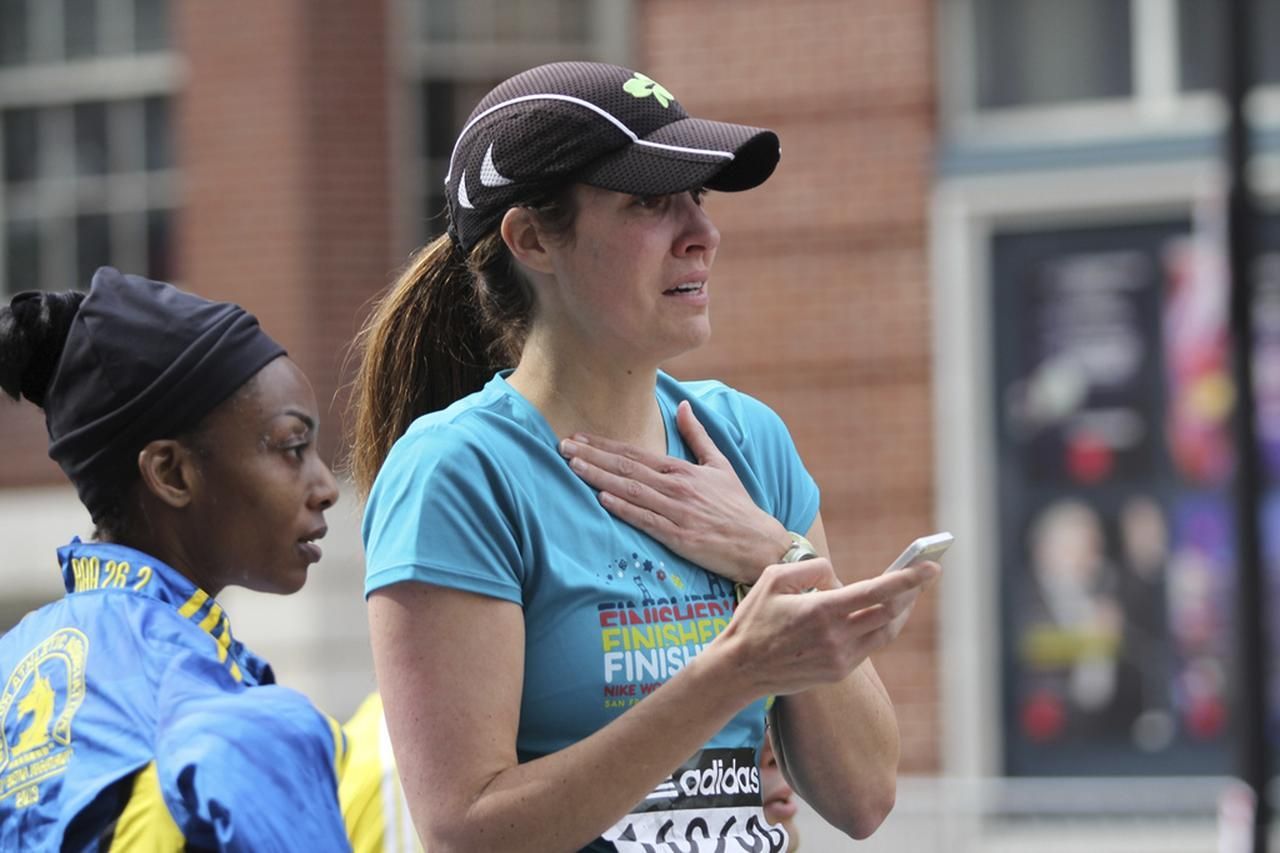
[363, 371, 818, 852]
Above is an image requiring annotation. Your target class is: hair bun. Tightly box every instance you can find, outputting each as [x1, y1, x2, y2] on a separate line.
[0, 290, 86, 407]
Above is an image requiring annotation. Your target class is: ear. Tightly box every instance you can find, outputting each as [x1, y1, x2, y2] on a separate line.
[137, 439, 201, 509]
[500, 207, 555, 275]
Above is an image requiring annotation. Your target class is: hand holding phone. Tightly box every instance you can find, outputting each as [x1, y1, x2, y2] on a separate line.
[884, 531, 954, 574]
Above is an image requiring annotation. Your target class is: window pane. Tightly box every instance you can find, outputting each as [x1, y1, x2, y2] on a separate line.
[134, 0, 170, 52]
[145, 208, 173, 282]
[74, 102, 109, 176]
[518, 0, 592, 41]
[1179, 0, 1280, 91]
[3, 108, 39, 183]
[144, 96, 172, 170]
[5, 218, 40, 293]
[76, 214, 110, 285]
[421, 0, 459, 40]
[422, 80, 456, 161]
[421, 78, 501, 240]
[420, 0, 589, 42]
[975, 0, 1133, 108]
[0, 0, 28, 66]
[64, 0, 99, 60]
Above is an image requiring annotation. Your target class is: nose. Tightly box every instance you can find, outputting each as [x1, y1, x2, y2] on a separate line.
[674, 193, 720, 259]
[311, 458, 340, 511]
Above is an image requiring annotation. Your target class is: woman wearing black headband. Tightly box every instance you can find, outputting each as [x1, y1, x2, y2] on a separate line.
[0, 267, 347, 849]
[351, 62, 938, 852]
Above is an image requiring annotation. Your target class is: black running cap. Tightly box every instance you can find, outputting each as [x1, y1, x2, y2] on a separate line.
[445, 61, 781, 251]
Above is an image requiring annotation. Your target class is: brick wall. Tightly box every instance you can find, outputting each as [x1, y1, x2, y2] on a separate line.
[640, 0, 941, 772]
[176, 0, 394, 460]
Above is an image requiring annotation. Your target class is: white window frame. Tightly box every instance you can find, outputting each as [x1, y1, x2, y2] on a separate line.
[935, 0, 1280, 146]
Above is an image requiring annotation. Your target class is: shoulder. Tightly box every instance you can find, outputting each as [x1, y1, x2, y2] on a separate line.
[368, 378, 548, 517]
[367, 413, 517, 529]
[657, 372, 790, 443]
[0, 594, 212, 676]
[382, 379, 537, 476]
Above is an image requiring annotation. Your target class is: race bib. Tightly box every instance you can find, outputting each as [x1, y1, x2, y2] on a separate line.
[601, 748, 789, 853]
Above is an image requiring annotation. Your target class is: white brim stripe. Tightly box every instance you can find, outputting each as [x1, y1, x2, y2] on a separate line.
[444, 93, 736, 186]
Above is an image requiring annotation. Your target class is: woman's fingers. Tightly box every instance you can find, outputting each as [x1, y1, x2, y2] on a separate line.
[818, 560, 939, 613]
[675, 401, 730, 468]
[562, 434, 682, 477]
[560, 437, 700, 500]
[560, 427, 791, 583]
[751, 557, 841, 595]
[732, 559, 941, 697]
[562, 446, 679, 508]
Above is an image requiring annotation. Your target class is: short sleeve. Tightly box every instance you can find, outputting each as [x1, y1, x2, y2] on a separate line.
[732, 391, 820, 534]
[683, 382, 820, 536]
[362, 423, 524, 603]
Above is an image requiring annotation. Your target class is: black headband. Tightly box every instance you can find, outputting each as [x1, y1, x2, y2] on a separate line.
[40, 267, 285, 518]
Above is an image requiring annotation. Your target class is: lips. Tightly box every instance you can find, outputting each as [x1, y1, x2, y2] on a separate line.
[765, 791, 798, 821]
[660, 277, 711, 294]
[663, 281, 705, 295]
[297, 525, 327, 564]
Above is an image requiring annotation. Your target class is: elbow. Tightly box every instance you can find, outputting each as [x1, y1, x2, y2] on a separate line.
[419, 826, 484, 853]
[840, 774, 896, 840]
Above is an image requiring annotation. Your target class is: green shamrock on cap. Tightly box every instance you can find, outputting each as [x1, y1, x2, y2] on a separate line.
[623, 72, 675, 108]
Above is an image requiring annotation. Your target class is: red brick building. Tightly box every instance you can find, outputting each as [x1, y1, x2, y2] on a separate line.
[1, 0, 943, 771]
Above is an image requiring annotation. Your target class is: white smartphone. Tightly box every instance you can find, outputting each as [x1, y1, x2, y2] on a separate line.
[884, 531, 954, 573]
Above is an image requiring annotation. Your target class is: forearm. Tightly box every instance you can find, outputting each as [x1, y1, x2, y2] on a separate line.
[423, 647, 754, 853]
[771, 659, 899, 839]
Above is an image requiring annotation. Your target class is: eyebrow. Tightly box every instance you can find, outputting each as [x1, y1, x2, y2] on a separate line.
[284, 409, 317, 431]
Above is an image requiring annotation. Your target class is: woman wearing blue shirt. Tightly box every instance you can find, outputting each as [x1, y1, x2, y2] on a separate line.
[351, 62, 938, 852]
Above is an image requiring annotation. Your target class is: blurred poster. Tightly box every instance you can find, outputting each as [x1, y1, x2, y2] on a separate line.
[998, 235, 1163, 486]
[993, 219, 1244, 775]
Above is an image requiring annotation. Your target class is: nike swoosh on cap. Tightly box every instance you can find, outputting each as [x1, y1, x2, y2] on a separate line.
[457, 170, 475, 209]
[480, 143, 514, 188]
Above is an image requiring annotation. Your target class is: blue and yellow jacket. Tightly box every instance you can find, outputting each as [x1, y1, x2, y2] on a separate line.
[0, 538, 351, 851]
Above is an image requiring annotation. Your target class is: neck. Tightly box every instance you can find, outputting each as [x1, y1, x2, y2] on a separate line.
[508, 337, 666, 452]
[112, 506, 222, 597]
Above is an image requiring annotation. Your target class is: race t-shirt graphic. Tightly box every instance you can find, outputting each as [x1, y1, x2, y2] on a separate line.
[596, 551, 735, 711]
[602, 748, 789, 853]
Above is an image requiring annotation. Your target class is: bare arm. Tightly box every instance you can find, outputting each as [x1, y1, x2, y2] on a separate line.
[370, 557, 921, 852]
[766, 515, 935, 839]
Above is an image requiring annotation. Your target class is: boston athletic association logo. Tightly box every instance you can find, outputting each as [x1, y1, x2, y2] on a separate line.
[0, 629, 89, 808]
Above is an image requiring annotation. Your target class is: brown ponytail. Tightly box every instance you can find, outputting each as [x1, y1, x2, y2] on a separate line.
[347, 190, 578, 495]
[347, 235, 494, 495]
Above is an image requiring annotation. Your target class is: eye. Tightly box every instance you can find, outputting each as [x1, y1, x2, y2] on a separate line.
[689, 188, 707, 206]
[285, 442, 309, 461]
[631, 194, 668, 211]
